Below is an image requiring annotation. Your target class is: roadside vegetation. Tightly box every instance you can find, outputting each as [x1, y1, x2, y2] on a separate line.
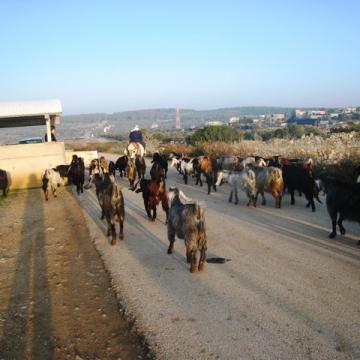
[66, 122, 359, 182]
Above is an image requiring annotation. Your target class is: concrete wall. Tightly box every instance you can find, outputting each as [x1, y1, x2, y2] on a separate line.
[0, 142, 66, 189]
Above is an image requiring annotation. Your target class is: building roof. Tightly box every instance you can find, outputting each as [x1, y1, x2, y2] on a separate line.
[0, 99, 62, 128]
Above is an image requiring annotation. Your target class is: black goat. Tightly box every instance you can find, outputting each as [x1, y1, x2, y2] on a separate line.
[0, 169, 9, 197]
[317, 176, 360, 245]
[70, 156, 85, 195]
[115, 156, 128, 177]
[282, 165, 321, 211]
[152, 152, 168, 178]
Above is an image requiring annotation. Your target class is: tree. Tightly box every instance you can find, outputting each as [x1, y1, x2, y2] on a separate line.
[186, 126, 243, 145]
[287, 124, 304, 139]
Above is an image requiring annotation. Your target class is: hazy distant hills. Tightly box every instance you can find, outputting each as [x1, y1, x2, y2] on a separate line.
[0, 107, 293, 144]
[61, 106, 294, 137]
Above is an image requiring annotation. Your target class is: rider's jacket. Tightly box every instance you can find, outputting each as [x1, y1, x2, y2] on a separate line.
[129, 130, 143, 143]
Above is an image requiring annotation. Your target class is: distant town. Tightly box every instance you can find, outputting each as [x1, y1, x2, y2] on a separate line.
[175, 106, 360, 131]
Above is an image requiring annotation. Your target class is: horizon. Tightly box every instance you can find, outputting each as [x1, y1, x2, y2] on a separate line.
[1, 1, 359, 114]
[63, 104, 359, 117]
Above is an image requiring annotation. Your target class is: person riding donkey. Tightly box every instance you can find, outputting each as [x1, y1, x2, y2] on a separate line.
[126, 125, 146, 159]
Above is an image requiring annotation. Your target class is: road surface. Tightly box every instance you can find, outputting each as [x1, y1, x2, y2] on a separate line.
[78, 155, 360, 360]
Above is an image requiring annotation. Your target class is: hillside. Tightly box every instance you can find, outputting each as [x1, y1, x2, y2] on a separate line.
[0, 106, 293, 144]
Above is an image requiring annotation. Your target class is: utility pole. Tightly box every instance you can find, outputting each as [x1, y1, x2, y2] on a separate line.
[176, 106, 181, 130]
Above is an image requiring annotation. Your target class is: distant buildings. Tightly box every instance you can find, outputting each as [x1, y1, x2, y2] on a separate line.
[229, 116, 240, 124]
[288, 117, 318, 126]
[343, 107, 357, 113]
[268, 113, 285, 121]
[205, 120, 223, 126]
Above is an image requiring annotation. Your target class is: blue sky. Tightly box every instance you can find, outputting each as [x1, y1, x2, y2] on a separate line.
[0, 0, 359, 114]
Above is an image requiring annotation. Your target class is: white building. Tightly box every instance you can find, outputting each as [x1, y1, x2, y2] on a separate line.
[205, 120, 223, 126]
[229, 116, 240, 124]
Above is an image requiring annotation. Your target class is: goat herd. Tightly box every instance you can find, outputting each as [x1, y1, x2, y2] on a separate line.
[0, 151, 359, 272]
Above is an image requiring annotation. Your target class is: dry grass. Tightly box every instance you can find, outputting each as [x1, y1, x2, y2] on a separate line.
[65, 139, 129, 155]
[65, 133, 360, 182]
[161, 143, 195, 156]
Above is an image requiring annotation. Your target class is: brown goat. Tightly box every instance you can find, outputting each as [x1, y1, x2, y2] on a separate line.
[102, 182, 125, 245]
[251, 166, 284, 208]
[167, 188, 207, 273]
[197, 156, 218, 195]
[127, 160, 137, 189]
[135, 178, 169, 222]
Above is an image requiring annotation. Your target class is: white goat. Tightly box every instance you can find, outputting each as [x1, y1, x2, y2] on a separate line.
[42, 169, 65, 201]
[216, 169, 257, 206]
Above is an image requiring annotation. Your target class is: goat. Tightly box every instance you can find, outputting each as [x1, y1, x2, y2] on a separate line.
[42, 169, 64, 201]
[89, 173, 125, 244]
[152, 152, 168, 178]
[135, 155, 146, 178]
[218, 156, 241, 171]
[102, 180, 125, 244]
[115, 155, 128, 177]
[167, 187, 207, 273]
[354, 166, 360, 183]
[109, 161, 116, 177]
[317, 176, 360, 244]
[135, 178, 169, 222]
[127, 159, 137, 189]
[216, 169, 257, 206]
[69, 155, 85, 195]
[150, 161, 165, 181]
[180, 157, 196, 184]
[0, 169, 9, 197]
[197, 156, 218, 195]
[170, 156, 182, 174]
[250, 166, 284, 208]
[55, 164, 72, 183]
[282, 164, 321, 212]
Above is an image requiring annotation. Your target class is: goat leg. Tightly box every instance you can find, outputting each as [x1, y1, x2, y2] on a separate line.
[198, 247, 206, 271]
[190, 250, 197, 273]
[290, 189, 295, 205]
[161, 197, 169, 224]
[260, 191, 266, 205]
[234, 188, 239, 205]
[119, 218, 124, 240]
[186, 249, 191, 263]
[111, 223, 116, 245]
[338, 215, 346, 235]
[167, 234, 175, 254]
[105, 215, 112, 237]
[152, 205, 157, 221]
[183, 171, 188, 184]
[329, 212, 338, 238]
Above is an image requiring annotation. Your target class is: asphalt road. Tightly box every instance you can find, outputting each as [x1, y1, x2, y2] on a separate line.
[78, 155, 360, 360]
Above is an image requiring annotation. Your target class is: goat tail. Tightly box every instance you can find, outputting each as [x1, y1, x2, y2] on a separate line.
[268, 167, 282, 183]
[270, 167, 282, 180]
[247, 168, 256, 182]
[194, 201, 206, 231]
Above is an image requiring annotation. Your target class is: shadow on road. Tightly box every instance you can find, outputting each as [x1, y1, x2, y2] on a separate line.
[0, 174, 54, 359]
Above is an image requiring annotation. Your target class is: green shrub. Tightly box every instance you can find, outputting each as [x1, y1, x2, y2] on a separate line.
[186, 126, 243, 145]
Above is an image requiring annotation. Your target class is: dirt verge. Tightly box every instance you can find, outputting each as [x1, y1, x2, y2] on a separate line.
[0, 187, 151, 360]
